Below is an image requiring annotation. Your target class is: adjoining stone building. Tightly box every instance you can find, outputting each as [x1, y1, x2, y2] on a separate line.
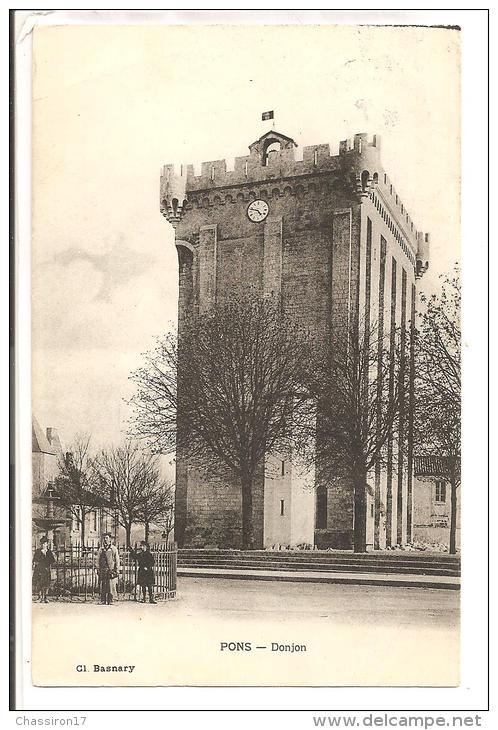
[412, 456, 461, 550]
[160, 129, 430, 550]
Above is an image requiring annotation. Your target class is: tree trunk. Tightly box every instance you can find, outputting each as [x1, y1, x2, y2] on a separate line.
[449, 481, 459, 555]
[144, 520, 150, 543]
[353, 473, 367, 553]
[80, 508, 86, 547]
[241, 475, 254, 550]
[125, 523, 132, 548]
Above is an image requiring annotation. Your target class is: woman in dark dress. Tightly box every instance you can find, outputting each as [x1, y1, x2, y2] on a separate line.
[132, 541, 156, 604]
[32, 536, 55, 603]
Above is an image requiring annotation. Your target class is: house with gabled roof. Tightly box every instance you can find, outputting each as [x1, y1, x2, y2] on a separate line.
[32, 417, 113, 546]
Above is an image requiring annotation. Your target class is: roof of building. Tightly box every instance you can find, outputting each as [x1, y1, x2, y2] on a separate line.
[413, 455, 458, 478]
[248, 129, 298, 150]
[51, 483, 111, 508]
[32, 416, 56, 455]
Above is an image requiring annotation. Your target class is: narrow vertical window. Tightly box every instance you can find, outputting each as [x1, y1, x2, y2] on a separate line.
[313, 149, 318, 166]
[316, 486, 328, 529]
[407, 281, 416, 543]
[244, 161, 248, 177]
[210, 165, 215, 181]
[386, 257, 397, 548]
[435, 481, 447, 503]
[280, 499, 285, 516]
[365, 217, 372, 339]
[281, 460, 285, 476]
[374, 235, 387, 550]
[396, 269, 408, 545]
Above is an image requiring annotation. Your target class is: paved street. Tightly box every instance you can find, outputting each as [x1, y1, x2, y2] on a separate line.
[33, 575, 459, 628]
[176, 576, 459, 628]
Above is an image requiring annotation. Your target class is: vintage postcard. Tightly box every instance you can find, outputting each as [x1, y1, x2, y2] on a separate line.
[28, 20, 461, 689]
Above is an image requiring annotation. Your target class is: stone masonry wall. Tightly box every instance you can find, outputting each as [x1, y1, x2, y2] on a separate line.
[166, 132, 427, 549]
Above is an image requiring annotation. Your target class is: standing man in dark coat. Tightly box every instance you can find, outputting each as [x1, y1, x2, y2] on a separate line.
[32, 536, 55, 603]
[132, 541, 156, 604]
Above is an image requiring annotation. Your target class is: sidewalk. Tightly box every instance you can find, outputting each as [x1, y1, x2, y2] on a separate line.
[177, 566, 460, 590]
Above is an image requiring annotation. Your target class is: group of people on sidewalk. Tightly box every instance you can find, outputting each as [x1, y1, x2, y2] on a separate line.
[32, 533, 158, 605]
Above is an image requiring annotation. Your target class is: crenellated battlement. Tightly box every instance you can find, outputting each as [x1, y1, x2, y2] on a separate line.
[160, 129, 430, 272]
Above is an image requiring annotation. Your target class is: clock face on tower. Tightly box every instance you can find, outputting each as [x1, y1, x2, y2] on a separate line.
[247, 199, 269, 222]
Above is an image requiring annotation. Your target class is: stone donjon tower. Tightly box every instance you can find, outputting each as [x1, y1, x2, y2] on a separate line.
[160, 129, 430, 550]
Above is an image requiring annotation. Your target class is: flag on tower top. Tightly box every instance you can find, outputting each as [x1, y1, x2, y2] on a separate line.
[261, 110, 274, 121]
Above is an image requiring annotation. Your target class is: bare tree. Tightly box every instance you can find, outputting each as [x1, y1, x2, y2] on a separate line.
[93, 441, 159, 547]
[129, 296, 315, 549]
[304, 320, 407, 553]
[55, 433, 99, 546]
[137, 477, 174, 543]
[157, 504, 175, 543]
[415, 267, 461, 554]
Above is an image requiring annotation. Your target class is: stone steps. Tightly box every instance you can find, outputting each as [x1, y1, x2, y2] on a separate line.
[178, 560, 459, 576]
[177, 566, 461, 590]
[178, 550, 461, 577]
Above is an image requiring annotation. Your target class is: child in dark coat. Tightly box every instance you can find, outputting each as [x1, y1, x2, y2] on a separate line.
[131, 541, 156, 604]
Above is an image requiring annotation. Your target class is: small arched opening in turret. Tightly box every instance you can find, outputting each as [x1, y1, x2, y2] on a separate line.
[172, 198, 179, 217]
[176, 242, 194, 278]
[373, 172, 379, 185]
[263, 141, 281, 166]
[361, 170, 370, 191]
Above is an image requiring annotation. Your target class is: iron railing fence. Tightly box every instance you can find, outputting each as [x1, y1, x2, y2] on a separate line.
[32, 541, 177, 602]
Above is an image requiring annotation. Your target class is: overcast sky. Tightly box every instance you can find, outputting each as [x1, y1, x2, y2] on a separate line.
[31, 23, 460, 451]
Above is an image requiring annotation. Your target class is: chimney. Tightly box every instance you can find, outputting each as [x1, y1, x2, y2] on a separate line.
[46, 427, 58, 445]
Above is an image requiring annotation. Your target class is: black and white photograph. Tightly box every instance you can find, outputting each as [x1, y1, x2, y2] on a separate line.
[10, 11, 488, 710]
